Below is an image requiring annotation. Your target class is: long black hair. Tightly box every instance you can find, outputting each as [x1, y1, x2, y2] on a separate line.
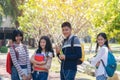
[36, 36, 54, 57]
[12, 30, 23, 42]
[95, 32, 110, 52]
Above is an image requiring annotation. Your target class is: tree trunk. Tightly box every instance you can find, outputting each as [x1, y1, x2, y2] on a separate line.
[88, 42, 92, 54]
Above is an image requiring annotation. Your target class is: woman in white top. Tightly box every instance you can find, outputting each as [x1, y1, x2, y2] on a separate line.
[90, 33, 110, 80]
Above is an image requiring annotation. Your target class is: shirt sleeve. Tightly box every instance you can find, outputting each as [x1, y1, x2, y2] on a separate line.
[10, 47, 24, 76]
[90, 47, 106, 66]
[44, 52, 53, 69]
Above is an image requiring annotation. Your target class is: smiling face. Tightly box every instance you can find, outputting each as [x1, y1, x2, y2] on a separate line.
[15, 35, 22, 44]
[97, 35, 106, 47]
[40, 39, 46, 50]
[62, 26, 72, 38]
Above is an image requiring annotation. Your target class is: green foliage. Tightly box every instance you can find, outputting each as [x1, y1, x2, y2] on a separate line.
[0, 4, 4, 26]
[18, 0, 92, 43]
[0, 0, 120, 42]
[0, 46, 8, 53]
[0, 0, 23, 26]
[0, 14, 2, 26]
[86, 0, 120, 42]
[117, 64, 120, 71]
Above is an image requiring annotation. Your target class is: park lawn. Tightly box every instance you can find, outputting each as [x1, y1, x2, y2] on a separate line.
[109, 43, 120, 47]
[83, 43, 120, 49]
[46, 43, 120, 80]
[84, 43, 120, 60]
[117, 64, 120, 71]
[50, 57, 95, 80]
[84, 43, 120, 46]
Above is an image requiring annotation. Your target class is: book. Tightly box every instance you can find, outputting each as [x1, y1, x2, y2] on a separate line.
[34, 54, 46, 71]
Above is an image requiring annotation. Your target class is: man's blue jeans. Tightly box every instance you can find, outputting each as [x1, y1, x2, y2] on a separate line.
[60, 69, 77, 80]
[32, 71, 48, 80]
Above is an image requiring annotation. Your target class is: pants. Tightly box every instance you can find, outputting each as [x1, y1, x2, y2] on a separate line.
[60, 69, 77, 80]
[96, 75, 107, 80]
[11, 65, 27, 80]
[32, 71, 48, 80]
[11, 66, 20, 80]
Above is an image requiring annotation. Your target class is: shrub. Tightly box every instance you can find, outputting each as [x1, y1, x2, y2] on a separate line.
[0, 46, 8, 53]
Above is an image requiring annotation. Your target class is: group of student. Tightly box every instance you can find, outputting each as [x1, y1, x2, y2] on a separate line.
[8, 22, 112, 80]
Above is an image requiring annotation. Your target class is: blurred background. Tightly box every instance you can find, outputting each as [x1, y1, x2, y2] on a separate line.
[0, 0, 120, 80]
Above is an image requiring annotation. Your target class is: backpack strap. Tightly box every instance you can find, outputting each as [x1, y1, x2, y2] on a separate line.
[12, 44, 19, 60]
[101, 59, 108, 75]
[101, 59, 105, 68]
[71, 36, 76, 53]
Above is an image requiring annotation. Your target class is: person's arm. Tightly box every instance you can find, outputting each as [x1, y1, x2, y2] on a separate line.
[55, 45, 61, 58]
[65, 37, 82, 60]
[30, 54, 46, 65]
[10, 47, 24, 77]
[90, 47, 106, 66]
[57, 53, 60, 58]
[38, 57, 52, 69]
[36, 53, 53, 69]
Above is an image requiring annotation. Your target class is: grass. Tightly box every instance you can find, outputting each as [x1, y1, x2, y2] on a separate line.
[84, 43, 120, 46]
[28, 43, 120, 79]
[117, 64, 120, 71]
[50, 58, 60, 73]
[50, 57, 96, 80]
[45, 43, 120, 74]
[84, 43, 120, 57]
[0, 43, 119, 80]
[84, 44, 120, 72]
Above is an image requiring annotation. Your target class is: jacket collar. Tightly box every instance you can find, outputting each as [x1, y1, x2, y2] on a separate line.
[64, 34, 73, 42]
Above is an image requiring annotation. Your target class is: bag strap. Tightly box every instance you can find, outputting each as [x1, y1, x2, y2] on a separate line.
[61, 36, 76, 54]
[12, 45, 19, 60]
[101, 59, 108, 75]
[11, 44, 27, 60]
[71, 36, 76, 53]
[101, 59, 106, 68]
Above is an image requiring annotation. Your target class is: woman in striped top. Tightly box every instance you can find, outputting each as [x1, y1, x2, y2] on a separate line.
[31, 36, 54, 80]
[10, 30, 31, 80]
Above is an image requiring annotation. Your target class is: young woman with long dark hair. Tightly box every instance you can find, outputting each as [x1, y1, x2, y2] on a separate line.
[90, 32, 110, 80]
[31, 36, 54, 80]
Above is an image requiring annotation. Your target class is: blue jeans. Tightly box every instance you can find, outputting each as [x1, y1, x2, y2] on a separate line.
[60, 69, 77, 80]
[11, 65, 27, 80]
[96, 75, 107, 80]
[11, 66, 20, 80]
[32, 71, 48, 80]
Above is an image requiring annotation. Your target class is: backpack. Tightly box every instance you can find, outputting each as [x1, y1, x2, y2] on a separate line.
[6, 45, 19, 74]
[101, 51, 117, 77]
[71, 36, 85, 65]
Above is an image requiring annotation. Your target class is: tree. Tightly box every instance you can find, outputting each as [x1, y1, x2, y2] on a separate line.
[0, 0, 24, 26]
[18, 0, 92, 46]
[86, 0, 120, 43]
